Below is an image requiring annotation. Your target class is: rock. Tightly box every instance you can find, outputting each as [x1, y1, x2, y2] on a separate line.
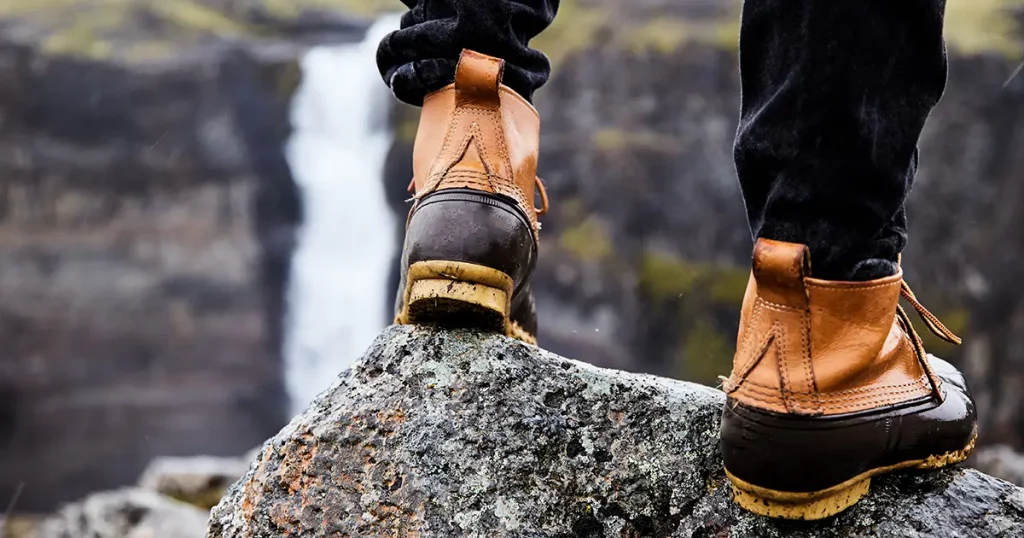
[139, 456, 252, 509]
[243, 446, 265, 465]
[208, 326, 1024, 537]
[36, 488, 207, 538]
[974, 445, 1024, 487]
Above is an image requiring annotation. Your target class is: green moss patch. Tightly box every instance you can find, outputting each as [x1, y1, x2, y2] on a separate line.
[559, 217, 613, 262]
[0, 0, 377, 61]
[680, 319, 733, 385]
[637, 250, 748, 386]
[946, 0, 1024, 58]
[639, 250, 747, 302]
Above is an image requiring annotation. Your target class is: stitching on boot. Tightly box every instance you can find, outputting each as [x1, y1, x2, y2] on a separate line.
[740, 378, 932, 408]
[728, 321, 779, 394]
[727, 300, 766, 390]
[776, 326, 794, 413]
[742, 376, 929, 396]
[800, 303, 821, 413]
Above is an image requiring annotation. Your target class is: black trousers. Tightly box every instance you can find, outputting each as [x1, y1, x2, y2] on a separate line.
[377, 1, 948, 281]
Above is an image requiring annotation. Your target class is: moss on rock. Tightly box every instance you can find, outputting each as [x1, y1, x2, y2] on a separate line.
[640, 251, 702, 298]
[680, 319, 733, 386]
[559, 216, 613, 262]
[946, 0, 1024, 58]
[9, 0, 1016, 64]
[0, 0, 366, 61]
[637, 250, 749, 385]
[639, 250, 747, 302]
[592, 128, 684, 154]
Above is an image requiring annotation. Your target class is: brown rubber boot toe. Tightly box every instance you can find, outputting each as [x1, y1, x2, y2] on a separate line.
[720, 239, 977, 520]
[394, 50, 547, 344]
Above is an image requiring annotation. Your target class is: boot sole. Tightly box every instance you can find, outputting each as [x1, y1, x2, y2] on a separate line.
[395, 260, 536, 345]
[726, 431, 976, 520]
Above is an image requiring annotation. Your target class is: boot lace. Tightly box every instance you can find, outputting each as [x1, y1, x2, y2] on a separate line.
[897, 280, 962, 398]
[898, 280, 962, 346]
[535, 176, 549, 217]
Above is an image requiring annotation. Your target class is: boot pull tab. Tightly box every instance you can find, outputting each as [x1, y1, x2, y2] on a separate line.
[455, 49, 505, 108]
[751, 239, 812, 309]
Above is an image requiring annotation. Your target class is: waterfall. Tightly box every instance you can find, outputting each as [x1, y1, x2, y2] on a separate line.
[283, 15, 401, 415]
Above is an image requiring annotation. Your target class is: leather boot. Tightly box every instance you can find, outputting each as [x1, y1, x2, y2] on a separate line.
[394, 50, 547, 345]
[720, 239, 977, 520]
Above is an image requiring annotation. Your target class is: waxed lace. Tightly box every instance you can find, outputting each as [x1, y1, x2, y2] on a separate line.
[896, 279, 961, 398]
[898, 280, 962, 346]
[534, 176, 549, 216]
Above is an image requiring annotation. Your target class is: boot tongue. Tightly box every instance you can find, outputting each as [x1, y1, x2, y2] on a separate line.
[751, 239, 811, 309]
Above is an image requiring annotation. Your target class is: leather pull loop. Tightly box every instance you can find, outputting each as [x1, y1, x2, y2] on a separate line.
[752, 239, 812, 309]
[455, 49, 505, 108]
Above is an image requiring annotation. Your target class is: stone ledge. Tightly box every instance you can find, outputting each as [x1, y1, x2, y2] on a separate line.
[209, 325, 1024, 537]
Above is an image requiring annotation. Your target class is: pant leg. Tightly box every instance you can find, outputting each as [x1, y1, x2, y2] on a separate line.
[377, 0, 559, 105]
[734, 0, 948, 281]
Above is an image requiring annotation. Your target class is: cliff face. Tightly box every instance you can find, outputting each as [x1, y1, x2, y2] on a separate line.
[0, 0, 364, 511]
[209, 326, 1024, 538]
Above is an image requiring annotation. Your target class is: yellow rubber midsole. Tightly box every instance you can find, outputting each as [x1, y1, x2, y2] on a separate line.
[408, 279, 508, 317]
[727, 432, 977, 520]
[395, 260, 536, 345]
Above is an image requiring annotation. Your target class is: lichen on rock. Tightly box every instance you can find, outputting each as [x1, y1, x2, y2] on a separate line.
[208, 325, 1024, 537]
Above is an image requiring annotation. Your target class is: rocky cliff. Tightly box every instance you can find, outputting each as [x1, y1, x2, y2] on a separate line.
[0, 0, 366, 511]
[208, 326, 1024, 538]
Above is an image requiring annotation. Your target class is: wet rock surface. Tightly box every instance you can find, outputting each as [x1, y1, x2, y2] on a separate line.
[209, 326, 1024, 537]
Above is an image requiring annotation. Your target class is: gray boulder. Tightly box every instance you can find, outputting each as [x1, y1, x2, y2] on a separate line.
[37, 488, 208, 538]
[208, 326, 1024, 537]
[974, 444, 1024, 487]
[139, 456, 252, 509]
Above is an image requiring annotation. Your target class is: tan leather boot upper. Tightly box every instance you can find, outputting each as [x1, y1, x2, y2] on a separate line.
[411, 50, 546, 239]
[723, 239, 956, 416]
[721, 239, 976, 520]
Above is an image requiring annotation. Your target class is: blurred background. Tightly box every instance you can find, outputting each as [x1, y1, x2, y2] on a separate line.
[1, 0, 1023, 529]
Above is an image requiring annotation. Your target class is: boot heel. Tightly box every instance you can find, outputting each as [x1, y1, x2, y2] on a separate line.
[726, 470, 870, 521]
[398, 261, 514, 334]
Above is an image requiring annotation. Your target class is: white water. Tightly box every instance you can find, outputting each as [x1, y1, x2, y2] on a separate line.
[283, 16, 401, 415]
